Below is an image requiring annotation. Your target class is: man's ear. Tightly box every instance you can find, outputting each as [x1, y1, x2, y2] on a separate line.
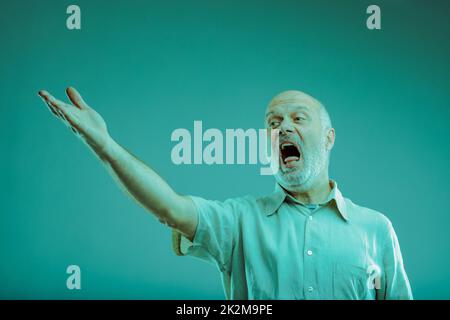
[326, 128, 335, 151]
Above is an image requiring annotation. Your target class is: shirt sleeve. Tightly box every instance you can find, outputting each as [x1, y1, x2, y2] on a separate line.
[378, 221, 413, 300]
[172, 195, 243, 273]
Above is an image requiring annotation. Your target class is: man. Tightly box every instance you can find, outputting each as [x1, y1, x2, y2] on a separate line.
[38, 88, 412, 300]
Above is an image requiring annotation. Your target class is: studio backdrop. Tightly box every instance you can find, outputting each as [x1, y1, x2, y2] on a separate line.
[1, 0, 449, 299]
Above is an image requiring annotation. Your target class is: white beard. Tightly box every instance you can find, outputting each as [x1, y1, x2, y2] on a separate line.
[275, 136, 329, 193]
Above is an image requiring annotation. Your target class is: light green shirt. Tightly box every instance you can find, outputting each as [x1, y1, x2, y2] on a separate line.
[172, 180, 413, 300]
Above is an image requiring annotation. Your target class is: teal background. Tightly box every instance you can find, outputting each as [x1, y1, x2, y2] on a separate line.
[1, 0, 449, 299]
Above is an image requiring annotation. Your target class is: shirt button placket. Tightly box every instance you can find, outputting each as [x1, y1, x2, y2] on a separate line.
[303, 215, 316, 299]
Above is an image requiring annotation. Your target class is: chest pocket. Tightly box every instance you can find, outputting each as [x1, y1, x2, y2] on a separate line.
[332, 263, 376, 300]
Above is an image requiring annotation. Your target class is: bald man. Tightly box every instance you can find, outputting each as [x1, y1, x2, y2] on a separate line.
[38, 88, 412, 300]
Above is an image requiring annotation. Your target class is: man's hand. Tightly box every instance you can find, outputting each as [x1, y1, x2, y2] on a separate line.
[38, 87, 111, 159]
[37, 87, 198, 240]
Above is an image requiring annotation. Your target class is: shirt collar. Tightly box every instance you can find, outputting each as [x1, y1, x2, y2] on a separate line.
[262, 179, 349, 221]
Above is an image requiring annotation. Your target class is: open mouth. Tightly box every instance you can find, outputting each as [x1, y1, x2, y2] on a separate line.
[280, 142, 301, 164]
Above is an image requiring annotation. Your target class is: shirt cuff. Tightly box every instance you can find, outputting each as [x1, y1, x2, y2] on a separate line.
[171, 195, 203, 256]
[172, 229, 194, 256]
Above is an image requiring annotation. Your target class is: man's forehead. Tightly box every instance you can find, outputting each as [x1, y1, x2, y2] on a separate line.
[266, 90, 321, 116]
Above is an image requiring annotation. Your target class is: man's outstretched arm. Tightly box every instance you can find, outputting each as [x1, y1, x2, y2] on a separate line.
[38, 87, 197, 240]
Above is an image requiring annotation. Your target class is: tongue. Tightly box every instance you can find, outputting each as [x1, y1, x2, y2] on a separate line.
[284, 156, 300, 163]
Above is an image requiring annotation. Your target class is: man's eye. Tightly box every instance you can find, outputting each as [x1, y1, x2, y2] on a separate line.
[294, 116, 306, 122]
[269, 121, 280, 128]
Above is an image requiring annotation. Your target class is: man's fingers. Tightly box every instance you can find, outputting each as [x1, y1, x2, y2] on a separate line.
[38, 90, 53, 101]
[40, 90, 73, 116]
[66, 87, 88, 109]
[39, 91, 62, 119]
[38, 89, 80, 129]
[43, 100, 60, 117]
[39, 90, 65, 110]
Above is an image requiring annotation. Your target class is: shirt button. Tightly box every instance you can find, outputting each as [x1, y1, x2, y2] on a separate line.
[307, 250, 313, 256]
[307, 286, 314, 292]
[308, 216, 313, 221]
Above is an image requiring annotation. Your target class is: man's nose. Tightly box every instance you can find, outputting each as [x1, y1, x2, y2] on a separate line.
[279, 119, 295, 135]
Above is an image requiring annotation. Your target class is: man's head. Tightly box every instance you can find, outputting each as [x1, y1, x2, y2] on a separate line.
[265, 90, 335, 193]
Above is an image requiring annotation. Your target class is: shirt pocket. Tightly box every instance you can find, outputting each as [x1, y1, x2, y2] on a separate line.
[332, 262, 376, 300]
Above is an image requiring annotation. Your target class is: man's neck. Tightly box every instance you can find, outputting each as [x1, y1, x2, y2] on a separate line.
[287, 175, 332, 205]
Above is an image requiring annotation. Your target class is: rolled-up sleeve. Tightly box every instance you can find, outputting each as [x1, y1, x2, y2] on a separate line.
[172, 196, 242, 273]
[379, 222, 413, 300]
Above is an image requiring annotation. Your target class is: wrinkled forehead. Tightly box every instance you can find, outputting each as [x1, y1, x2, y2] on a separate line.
[265, 91, 321, 118]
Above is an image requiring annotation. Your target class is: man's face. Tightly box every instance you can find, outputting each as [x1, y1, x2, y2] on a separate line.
[265, 91, 333, 192]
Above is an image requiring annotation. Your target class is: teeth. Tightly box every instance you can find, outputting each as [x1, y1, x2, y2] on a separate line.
[280, 142, 294, 150]
[284, 156, 300, 163]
